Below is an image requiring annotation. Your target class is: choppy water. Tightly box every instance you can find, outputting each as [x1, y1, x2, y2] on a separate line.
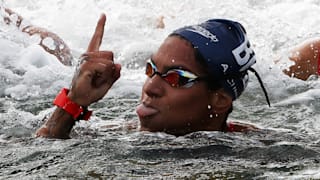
[1, 0, 320, 179]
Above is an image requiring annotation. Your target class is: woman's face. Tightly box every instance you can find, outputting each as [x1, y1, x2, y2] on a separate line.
[136, 36, 214, 135]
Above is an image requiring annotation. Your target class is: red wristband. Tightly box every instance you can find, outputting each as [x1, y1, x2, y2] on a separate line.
[53, 88, 92, 120]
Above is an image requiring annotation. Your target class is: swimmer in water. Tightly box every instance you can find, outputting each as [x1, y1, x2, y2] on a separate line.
[281, 38, 320, 81]
[1, 7, 73, 66]
[35, 14, 271, 139]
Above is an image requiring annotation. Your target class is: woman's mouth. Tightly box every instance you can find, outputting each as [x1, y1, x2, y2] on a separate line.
[136, 103, 159, 119]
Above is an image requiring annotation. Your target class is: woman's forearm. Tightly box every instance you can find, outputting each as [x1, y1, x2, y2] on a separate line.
[35, 107, 76, 139]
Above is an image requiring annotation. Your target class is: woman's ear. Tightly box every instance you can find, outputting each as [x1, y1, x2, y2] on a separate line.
[209, 89, 233, 114]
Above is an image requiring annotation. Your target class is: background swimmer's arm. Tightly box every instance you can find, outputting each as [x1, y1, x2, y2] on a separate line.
[23, 26, 73, 66]
[1, 7, 73, 66]
[283, 38, 320, 80]
[35, 14, 121, 139]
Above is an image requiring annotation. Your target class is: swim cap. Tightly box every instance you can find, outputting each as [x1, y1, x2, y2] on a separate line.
[171, 19, 256, 100]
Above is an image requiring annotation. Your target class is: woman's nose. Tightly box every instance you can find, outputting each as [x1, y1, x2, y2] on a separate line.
[142, 75, 165, 98]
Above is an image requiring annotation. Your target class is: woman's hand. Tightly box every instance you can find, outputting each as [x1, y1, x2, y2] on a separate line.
[35, 14, 121, 139]
[68, 14, 121, 107]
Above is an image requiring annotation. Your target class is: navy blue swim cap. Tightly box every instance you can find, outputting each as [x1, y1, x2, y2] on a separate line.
[172, 19, 256, 100]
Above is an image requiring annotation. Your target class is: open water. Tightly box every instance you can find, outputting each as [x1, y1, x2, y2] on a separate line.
[1, 0, 320, 179]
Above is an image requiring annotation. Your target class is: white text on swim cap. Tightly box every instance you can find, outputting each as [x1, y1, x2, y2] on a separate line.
[226, 79, 239, 98]
[186, 25, 219, 42]
[221, 64, 229, 73]
[232, 36, 256, 71]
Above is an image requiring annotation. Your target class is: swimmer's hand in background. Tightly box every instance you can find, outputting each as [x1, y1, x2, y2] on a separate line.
[282, 38, 320, 81]
[68, 14, 121, 107]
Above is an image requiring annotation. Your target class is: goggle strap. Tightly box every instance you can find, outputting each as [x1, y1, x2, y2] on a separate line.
[248, 67, 271, 107]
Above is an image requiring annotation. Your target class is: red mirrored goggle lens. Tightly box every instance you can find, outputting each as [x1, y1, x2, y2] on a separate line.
[145, 61, 199, 88]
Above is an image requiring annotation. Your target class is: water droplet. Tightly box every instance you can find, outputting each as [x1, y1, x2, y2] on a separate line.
[310, 44, 314, 48]
[59, 44, 65, 49]
[207, 105, 211, 109]
[171, 59, 175, 63]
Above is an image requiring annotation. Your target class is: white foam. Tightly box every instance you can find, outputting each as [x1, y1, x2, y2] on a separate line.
[1, 0, 320, 115]
[1, 1, 320, 178]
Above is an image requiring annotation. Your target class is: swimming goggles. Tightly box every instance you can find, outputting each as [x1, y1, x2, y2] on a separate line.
[145, 59, 207, 88]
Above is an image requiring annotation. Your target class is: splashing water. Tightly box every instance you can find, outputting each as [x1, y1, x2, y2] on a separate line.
[1, 0, 320, 179]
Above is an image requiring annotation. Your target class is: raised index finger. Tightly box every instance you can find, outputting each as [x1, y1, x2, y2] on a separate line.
[86, 14, 106, 52]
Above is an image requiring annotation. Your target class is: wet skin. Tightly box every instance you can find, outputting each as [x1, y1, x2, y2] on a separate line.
[35, 14, 234, 139]
[282, 38, 320, 80]
[136, 36, 217, 135]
